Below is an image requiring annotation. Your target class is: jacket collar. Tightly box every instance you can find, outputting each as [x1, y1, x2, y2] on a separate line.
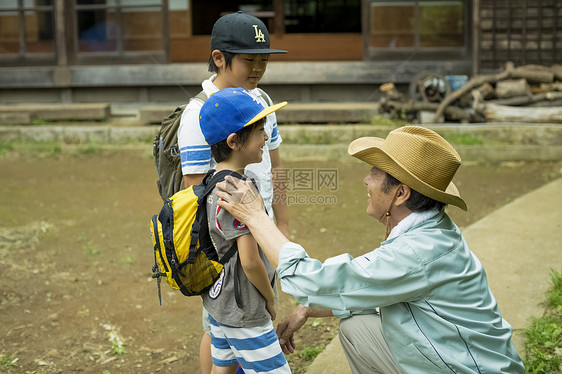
[386, 209, 440, 241]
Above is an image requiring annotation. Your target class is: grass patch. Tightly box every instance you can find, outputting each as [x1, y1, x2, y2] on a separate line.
[83, 245, 100, 256]
[121, 256, 136, 265]
[74, 143, 102, 155]
[103, 324, 126, 356]
[523, 268, 562, 373]
[31, 119, 51, 126]
[0, 353, 18, 369]
[0, 141, 106, 158]
[370, 115, 409, 127]
[296, 345, 324, 361]
[443, 133, 484, 145]
[0, 141, 62, 157]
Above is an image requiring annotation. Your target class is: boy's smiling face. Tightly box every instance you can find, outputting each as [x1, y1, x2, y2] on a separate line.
[240, 121, 268, 165]
[221, 53, 269, 91]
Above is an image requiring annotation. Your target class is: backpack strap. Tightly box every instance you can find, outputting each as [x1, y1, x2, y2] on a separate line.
[187, 170, 245, 263]
[201, 170, 247, 309]
[192, 90, 207, 104]
[154, 153, 171, 201]
[186, 170, 216, 263]
[202, 169, 245, 199]
[256, 87, 273, 106]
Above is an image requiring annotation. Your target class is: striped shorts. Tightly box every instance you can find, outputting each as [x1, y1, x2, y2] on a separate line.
[209, 315, 291, 374]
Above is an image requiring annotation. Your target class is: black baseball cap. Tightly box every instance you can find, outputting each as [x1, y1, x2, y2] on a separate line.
[211, 11, 287, 54]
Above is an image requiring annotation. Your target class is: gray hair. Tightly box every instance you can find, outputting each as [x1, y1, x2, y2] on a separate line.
[382, 172, 445, 212]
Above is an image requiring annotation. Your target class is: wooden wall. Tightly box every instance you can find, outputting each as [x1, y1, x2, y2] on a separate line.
[477, 0, 561, 72]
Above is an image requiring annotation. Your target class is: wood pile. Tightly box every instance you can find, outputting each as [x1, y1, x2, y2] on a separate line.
[379, 62, 562, 124]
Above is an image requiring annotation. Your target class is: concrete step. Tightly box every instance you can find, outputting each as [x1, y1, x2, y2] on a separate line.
[0, 103, 110, 124]
[1, 125, 562, 163]
[139, 102, 381, 125]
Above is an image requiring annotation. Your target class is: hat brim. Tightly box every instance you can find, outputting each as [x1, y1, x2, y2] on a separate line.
[244, 101, 288, 128]
[348, 137, 467, 211]
[222, 48, 288, 54]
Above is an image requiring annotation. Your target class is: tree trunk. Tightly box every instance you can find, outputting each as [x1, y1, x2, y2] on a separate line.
[476, 82, 496, 100]
[488, 92, 562, 106]
[496, 79, 531, 99]
[551, 64, 562, 81]
[511, 67, 555, 83]
[483, 103, 562, 123]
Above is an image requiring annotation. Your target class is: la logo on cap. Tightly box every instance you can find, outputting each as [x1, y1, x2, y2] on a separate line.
[252, 25, 266, 43]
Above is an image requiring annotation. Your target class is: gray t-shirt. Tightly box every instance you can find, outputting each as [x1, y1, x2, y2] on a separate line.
[201, 185, 276, 328]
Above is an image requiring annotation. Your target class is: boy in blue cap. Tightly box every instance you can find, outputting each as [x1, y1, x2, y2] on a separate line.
[176, 13, 289, 372]
[199, 87, 290, 374]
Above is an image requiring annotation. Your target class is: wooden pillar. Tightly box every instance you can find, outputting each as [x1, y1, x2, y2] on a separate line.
[273, 0, 285, 36]
[54, 0, 67, 66]
[163, 0, 170, 63]
[472, 0, 480, 75]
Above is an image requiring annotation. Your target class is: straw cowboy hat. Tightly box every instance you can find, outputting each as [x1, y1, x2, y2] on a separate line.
[348, 126, 467, 211]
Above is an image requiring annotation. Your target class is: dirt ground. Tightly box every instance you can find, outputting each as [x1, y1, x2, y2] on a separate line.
[0, 145, 560, 374]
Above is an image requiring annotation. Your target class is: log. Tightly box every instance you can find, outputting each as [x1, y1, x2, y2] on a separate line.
[433, 61, 514, 122]
[530, 82, 561, 94]
[527, 99, 562, 108]
[495, 79, 531, 99]
[482, 103, 562, 123]
[379, 82, 404, 101]
[511, 67, 555, 83]
[540, 82, 562, 92]
[476, 83, 496, 100]
[550, 64, 562, 81]
[488, 91, 562, 106]
[385, 100, 471, 122]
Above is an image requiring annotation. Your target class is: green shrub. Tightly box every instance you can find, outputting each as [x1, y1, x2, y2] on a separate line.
[524, 269, 562, 373]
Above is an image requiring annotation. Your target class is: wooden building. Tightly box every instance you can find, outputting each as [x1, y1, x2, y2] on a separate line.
[0, 0, 560, 104]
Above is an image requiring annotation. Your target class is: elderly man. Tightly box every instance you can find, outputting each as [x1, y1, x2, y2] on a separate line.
[215, 126, 524, 373]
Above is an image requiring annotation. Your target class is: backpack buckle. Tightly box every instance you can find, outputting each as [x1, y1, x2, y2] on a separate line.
[170, 145, 179, 157]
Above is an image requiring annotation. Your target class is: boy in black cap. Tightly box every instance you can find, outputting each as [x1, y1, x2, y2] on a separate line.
[175, 11, 288, 374]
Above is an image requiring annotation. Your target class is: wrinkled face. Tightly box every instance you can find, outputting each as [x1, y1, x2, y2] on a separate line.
[223, 53, 269, 91]
[363, 166, 395, 221]
[240, 121, 268, 165]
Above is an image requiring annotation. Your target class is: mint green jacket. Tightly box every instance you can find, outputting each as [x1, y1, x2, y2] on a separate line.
[277, 211, 524, 373]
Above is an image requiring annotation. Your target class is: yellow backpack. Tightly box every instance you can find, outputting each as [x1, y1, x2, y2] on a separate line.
[150, 170, 242, 304]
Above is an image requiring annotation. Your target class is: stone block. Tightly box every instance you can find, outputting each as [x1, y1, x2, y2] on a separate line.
[276, 103, 380, 123]
[0, 126, 22, 141]
[110, 126, 158, 144]
[139, 106, 176, 124]
[19, 126, 63, 142]
[0, 112, 31, 125]
[0, 103, 110, 122]
[62, 126, 110, 143]
[32, 103, 110, 121]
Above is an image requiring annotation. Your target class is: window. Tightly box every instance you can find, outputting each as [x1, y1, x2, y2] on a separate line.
[367, 0, 468, 59]
[0, 0, 56, 62]
[191, 0, 360, 35]
[189, 0, 362, 61]
[283, 0, 361, 33]
[74, 0, 167, 59]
